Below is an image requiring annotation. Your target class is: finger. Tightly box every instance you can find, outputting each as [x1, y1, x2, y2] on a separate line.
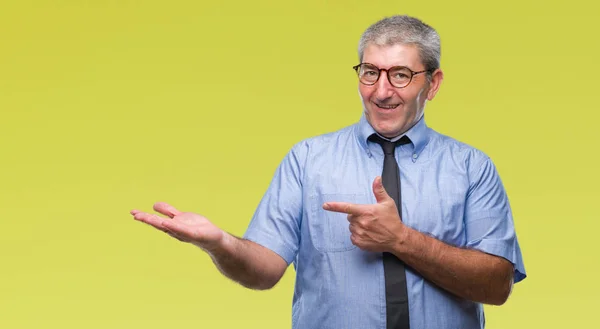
[323, 202, 363, 215]
[372, 176, 391, 204]
[349, 222, 361, 234]
[347, 213, 359, 223]
[153, 202, 182, 218]
[350, 234, 360, 246]
[133, 211, 168, 229]
[161, 219, 190, 237]
[133, 211, 189, 242]
[349, 222, 357, 233]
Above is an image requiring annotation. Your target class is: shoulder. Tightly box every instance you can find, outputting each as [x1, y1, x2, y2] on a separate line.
[287, 122, 357, 158]
[426, 128, 495, 176]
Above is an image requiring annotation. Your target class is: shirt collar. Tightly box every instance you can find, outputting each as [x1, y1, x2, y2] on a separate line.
[355, 112, 431, 157]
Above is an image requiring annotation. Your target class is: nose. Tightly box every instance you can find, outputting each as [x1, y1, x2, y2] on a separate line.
[374, 72, 395, 100]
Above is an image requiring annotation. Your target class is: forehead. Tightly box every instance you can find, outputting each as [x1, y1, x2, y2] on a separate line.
[362, 43, 423, 69]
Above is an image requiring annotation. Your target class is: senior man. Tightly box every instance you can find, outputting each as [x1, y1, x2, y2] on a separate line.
[131, 15, 526, 329]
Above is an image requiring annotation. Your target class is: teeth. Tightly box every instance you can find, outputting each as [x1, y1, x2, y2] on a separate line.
[377, 104, 398, 109]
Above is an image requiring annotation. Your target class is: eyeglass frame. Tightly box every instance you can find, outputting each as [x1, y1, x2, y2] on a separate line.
[352, 62, 429, 88]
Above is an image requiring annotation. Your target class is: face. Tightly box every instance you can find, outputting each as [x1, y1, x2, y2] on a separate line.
[358, 43, 443, 138]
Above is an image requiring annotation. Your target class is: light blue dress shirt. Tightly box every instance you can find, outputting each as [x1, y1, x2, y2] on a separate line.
[243, 114, 526, 329]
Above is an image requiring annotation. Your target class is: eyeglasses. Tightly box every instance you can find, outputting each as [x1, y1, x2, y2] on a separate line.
[352, 63, 427, 88]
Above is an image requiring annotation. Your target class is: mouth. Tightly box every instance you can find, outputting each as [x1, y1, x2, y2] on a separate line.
[374, 102, 400, 110]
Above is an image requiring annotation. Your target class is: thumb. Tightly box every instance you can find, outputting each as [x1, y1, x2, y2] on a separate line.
[372, 176, 391, 203]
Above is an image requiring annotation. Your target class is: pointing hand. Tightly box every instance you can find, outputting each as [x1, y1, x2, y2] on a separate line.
[322, 176, 406, 252]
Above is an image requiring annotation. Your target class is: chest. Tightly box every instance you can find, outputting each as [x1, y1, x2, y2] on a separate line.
[301, 155, 469, 253]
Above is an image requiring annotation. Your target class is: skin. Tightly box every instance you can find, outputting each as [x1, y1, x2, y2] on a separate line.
[329, 43, 514, 305]
[131, 203, 287, 290]
[359, 43, 442, 138]
[130, 43, 514, 305]
[323, 177, 514, 305]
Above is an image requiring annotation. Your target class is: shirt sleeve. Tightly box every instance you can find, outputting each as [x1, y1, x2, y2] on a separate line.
[242, 141, 306, 265]
[465, 156, 527, 283]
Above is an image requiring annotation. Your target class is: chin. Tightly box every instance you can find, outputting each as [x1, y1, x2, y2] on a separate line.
[365, 110, 406, 135]
[374, 123, 401, 138]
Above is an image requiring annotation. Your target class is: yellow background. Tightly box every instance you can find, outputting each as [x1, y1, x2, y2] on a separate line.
[1, 0, 598, 328]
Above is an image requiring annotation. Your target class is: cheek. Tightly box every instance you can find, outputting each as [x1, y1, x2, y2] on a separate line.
[358, 85, 373, 102]
[398, 89, 420, 106]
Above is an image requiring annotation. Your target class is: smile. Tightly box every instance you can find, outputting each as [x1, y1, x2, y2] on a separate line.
[375, 103, 400, 110]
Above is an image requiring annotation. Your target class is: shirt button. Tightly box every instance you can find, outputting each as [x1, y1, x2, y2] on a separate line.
[412, 153, 418, 159]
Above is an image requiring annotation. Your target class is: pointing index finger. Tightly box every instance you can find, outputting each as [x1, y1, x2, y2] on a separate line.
[323, 202, 362, 215]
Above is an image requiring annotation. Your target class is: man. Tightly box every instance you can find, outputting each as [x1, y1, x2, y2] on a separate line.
[131, 15, 526, 329]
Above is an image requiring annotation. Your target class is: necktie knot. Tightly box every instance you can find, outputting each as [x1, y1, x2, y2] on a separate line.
[369, 134, 410, 156]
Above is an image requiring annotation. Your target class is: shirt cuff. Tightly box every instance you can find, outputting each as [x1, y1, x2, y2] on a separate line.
[243, 230, 297, 265]
[468, 239, 527, 283]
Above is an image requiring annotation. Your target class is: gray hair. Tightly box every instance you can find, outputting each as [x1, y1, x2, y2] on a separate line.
[358, 15, 441, 76]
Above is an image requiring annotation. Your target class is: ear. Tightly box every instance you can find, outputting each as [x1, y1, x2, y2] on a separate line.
[426, 68, 444, 101]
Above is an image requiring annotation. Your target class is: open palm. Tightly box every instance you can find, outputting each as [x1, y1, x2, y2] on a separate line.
[131, 202, 224, 251]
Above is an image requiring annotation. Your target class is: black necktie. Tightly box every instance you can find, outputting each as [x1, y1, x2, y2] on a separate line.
[369, 133, 411, 329]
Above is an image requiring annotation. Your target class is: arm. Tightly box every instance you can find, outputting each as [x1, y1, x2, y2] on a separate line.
[325, 174, 521, 306]
[207, 233, 288, 290]
[131, 202, 288, 291]
[132, 144, 307, 290]
[392, 225, 513, 305]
